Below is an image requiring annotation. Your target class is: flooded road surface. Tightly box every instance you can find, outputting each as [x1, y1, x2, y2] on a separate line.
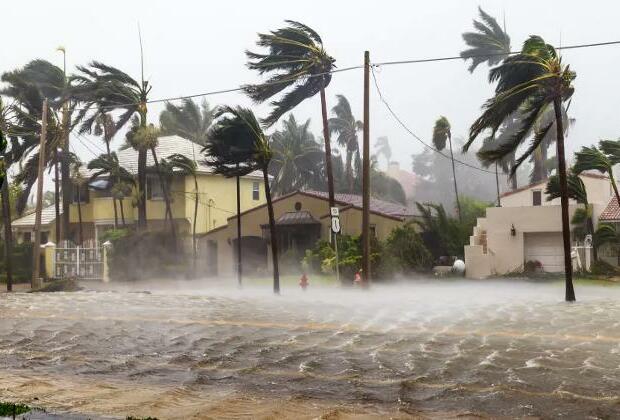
[1, 279, 620, 419]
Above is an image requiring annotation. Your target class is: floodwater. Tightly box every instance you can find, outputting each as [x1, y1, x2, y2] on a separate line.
[1, 279, 620, 419]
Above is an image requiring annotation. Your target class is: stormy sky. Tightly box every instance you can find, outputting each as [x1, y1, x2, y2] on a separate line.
[3, 0, 620, 183]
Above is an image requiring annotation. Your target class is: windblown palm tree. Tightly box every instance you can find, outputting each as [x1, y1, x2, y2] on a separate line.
[159, 99, 215, 146]
[71, 160, 87, 245]
[167, 153, 199, 269]
[460, 7, 511, 73]
[546, 171, 596, 260]
[328, 95, 362, 192]
[204, 106, 280, 294]
[244, 20, 337, 208]
[573, 142, 620, 206]
[374, 136, 392, 169]
[88, 152, 135, 227]
[0, 98, 14, 291]
[432, 116, 461, 220]
[270, 114, 324, 195]
[464, 36, 577, 301]
[72, 61, 152, 228]
[594, 223, 620, 266]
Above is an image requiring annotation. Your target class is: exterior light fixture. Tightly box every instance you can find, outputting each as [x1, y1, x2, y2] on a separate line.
[510, 224, 516, 237]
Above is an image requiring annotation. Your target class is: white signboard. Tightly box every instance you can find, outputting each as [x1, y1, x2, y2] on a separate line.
[330, 207, 341, 233]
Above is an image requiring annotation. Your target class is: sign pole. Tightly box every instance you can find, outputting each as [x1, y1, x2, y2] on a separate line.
[330, 207, 341, 285]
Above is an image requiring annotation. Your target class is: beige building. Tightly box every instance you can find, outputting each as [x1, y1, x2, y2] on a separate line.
[465, 173, 618, 278]
[199, 190, 414, 277]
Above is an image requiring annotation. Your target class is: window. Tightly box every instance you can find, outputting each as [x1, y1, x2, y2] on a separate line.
[41, 231, 49, 244]
[370, 224, 377, 238]
[252, 182, 260, 201]
[147, 176, 164, 200]
[532, 190, 542, 206]
[72, 183, 89, 204]
[23, 232, 32, 243]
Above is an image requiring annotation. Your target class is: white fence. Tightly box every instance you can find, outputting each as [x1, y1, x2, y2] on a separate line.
[54, 239, 104, 281]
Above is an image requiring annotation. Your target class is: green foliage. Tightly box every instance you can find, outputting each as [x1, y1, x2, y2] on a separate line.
[159, 98, 214, 146]
[106, 231, 185, 281]
[460, 7, 511, 73]
[589, 260, 620, 277]
[459, 196, 491, 229]
[0, 402, 31, 416]
[0, 242, 33, 284]
[432, 116, 451, 151]
[385, 224, 433, 272]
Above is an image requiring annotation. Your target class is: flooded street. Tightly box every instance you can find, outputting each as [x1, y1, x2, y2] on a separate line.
[1, 280, 620, 419]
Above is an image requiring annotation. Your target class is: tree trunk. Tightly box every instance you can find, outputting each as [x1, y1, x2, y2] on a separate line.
[61, 104, 71, 241]
[192, 175, 198, 276]
[137, 149, 147, 229]
[1, 179, 14, 292]
[263, 167, 280, 294]
[150, 147, 177, 248]
[104, 139, 118, 230]
[54, 155, 61, 241]
[608, 172, 620, 209]
[448, 134, 462, 222]
[346, 150, 353, 193]
[77, 189, 83, 246]
[495, 163, 501, 207]
[112, 198, 119, 229]
[120, 199, 126, 227]
[510, 157, 518, 190]
[553, 97, 575, 302]
[236, 173, 242, 287]
[320, 86, 335, 209]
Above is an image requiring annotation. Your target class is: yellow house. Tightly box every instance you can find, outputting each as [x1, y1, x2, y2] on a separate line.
[199, 190, 415, 277]
[12, 135, 267, 245]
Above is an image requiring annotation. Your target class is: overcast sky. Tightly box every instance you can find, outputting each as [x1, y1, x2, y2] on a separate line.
[4, 0, 620, 183]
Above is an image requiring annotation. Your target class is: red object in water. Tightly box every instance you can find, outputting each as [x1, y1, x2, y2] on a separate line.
[354, 271, 362, 285]
[299, 274, 309, 290]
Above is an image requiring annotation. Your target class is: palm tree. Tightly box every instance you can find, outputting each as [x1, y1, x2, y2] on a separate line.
[72, 61, 152, 228]
[328, 95, 362, 192]
[88, 152, 135, 227]
[374, 136, 392, 169]
[159, 99, 215, 146]
[270, 114, 324, 195]
[432, 116, 462, 221]
[573, 142, 620, 206]
[71, 160, 86, 245]
[244, 20, 337, 209]
[167, 153, 199, 270]
[545, 171, 597, 260]
[594, 224, 620, 266]
[464, 36, 577, 301]
[0, 99, 14, 291]
[461, 7, 511, 73]
[204, 106, 280, 294]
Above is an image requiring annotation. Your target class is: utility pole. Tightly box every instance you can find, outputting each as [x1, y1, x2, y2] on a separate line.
[362, 51, 371, 286]
[59, 47, 71, 242]
[32, 98, 48, 289]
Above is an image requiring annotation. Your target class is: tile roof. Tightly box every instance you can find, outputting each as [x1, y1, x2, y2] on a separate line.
[600, 196, 620, 221]
[81, 135, 263, 179]
[275, 211, 321, 225]
[12, 205, 58, 227]
[500, 172, 610, 198]
[302, 190, 416, 219]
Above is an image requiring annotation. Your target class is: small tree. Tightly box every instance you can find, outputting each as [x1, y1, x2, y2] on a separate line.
[204, 106, 280, 294]
[432, 116, 461, 220]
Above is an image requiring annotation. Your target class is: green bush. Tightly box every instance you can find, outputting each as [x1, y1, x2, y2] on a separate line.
[590, 259, 620, 276]
[385, 223, 433, 272]
[107, 230, 187, 281]
[0, 242, 33, 284]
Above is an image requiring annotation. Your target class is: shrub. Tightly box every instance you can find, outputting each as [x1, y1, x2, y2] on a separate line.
[0, 242, 33, 284]
[107, 230, 186, 281]
[385, 223, 433, 272]
[590, 259, 620, 277]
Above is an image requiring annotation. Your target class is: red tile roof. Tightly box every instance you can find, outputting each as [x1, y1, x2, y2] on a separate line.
[600, 196, 620, 221]
[500, 172, 610, 198]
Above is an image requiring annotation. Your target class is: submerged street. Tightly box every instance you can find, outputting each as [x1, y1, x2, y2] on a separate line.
[1, 280, 620, 419]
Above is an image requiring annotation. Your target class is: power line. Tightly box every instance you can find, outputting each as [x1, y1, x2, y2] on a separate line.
[370, 65, 502, 175]
[372, 39, 620, 68]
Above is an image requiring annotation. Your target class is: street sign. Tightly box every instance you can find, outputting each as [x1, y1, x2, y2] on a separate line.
[330, 207, 341, 234]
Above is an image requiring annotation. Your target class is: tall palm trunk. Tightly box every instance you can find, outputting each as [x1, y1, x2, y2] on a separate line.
[346, 151, 354, 193]
[104, 141, 119, 230]
[447, 134, 462, 221]
[608, 172, 620, 208]
[192, 175, 198, 276]
[236, 173, 242, 287]
[77, 188, 83, 245]
[54, 155, 61, 241]
[553, 97, 575, 302]
[319, 86, 335, 208]
[119, 199, 126, 227]
[263, 167, 280, 294]
[2, 179, 14, 292]
[137, 149, 147, 229]
[61, 104, 71, 240]
[150, 147, 177, 247]
[495, 163, 501, 207]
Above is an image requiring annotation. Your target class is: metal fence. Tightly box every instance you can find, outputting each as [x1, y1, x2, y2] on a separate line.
[54, 239, 104, 281]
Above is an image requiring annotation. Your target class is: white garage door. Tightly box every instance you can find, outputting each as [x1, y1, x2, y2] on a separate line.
[524, 232, 565, 272]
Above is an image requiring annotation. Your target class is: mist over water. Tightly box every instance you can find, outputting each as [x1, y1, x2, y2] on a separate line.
[1, 279, 620, 418]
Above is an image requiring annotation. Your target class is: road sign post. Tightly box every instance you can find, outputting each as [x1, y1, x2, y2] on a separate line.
[330, 207, 341, 285]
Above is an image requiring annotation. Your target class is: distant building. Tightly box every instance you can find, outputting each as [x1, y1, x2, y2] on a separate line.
[386, 161, 418, 200]
[465, 173, 618, 278]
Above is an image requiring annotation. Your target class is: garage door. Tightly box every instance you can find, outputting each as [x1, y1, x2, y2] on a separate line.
[524, 232, 565, 272]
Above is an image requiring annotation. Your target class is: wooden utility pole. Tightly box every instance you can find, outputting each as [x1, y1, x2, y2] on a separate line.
[362, 51, 371, 286]
[32, 98, 48, 289]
